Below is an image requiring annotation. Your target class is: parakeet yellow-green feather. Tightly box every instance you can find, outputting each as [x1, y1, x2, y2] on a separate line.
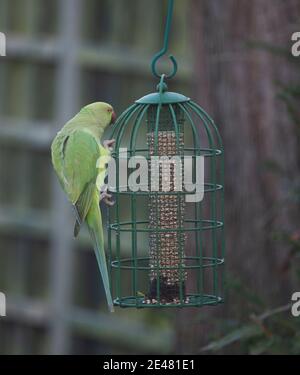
[51, 102, 116, 312]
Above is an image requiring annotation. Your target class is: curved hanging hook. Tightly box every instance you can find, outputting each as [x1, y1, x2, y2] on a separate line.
[151, 0, 178, 79]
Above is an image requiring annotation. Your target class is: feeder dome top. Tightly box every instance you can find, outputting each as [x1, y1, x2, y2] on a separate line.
[136, 91, 190, 105]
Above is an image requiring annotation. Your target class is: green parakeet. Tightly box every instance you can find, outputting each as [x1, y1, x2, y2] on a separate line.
[51, 102, 116, 312]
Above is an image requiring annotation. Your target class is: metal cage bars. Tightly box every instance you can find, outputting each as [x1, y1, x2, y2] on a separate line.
[107, 98, 225, 308]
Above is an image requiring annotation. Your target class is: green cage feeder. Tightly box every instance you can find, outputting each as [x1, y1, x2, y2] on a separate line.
[107, 0, 225, 309]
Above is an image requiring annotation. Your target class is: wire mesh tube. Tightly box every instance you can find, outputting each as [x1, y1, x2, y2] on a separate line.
[146, 105, 187, 304]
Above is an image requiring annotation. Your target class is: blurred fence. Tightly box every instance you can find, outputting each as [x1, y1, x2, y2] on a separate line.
[0, 0, 192, 354]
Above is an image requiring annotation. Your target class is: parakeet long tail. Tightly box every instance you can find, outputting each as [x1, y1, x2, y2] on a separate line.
[86, 192, 114, 313]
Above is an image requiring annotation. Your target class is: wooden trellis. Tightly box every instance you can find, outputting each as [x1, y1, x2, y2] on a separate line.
[0, 0, 191, 354]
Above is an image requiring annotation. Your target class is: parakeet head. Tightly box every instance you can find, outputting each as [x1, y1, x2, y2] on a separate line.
[82, 102, 116, 129]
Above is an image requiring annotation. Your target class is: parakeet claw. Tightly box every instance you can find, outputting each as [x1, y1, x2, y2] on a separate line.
[101, 191, 115, 206]
[103, 139, 115, 152]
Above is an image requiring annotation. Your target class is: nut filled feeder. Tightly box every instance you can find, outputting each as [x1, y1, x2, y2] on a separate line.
[107, 0, 225, 308]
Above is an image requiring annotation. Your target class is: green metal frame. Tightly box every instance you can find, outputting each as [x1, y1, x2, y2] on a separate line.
[107, 80, 225, 308]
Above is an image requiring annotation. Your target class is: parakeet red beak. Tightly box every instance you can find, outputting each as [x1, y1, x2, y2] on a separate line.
[111, 111, 117, 124]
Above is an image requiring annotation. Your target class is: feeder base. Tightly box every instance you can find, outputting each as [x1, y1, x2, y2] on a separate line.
[148, 277, 186, 303]
[114, 294, 223, 308]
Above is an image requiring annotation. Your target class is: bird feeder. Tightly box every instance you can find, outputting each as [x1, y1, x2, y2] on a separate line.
[107, 0, 224, 308]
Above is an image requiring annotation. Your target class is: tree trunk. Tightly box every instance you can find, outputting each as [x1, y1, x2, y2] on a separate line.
[175, 0, 300, 354]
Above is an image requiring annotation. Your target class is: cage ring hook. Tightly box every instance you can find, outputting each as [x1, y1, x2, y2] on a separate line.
[151, 53, 178, 79]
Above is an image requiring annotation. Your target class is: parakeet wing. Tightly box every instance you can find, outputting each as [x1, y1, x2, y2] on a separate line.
[62, 129, 99, 206]
[56, 128, 114, 311]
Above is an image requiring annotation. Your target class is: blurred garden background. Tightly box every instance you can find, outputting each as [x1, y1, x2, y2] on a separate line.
[0, 0, 299, 355]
